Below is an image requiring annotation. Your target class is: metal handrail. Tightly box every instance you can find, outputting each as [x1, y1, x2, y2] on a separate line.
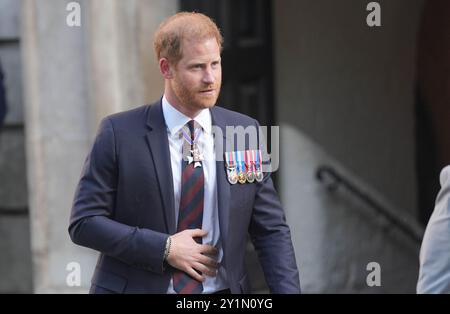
[0, 38, 20, 45]
[0, 207, 28, 216]
[316, 165, 423, 243]
[0, 123, 24, 131]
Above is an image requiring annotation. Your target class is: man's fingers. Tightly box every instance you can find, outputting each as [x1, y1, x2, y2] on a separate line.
[189, 228, 208, 238]
[199, 244, 219, 255]
[193, 262, 217, 277]
[197, 254, 218, 269]
[186, 267, 205, 283]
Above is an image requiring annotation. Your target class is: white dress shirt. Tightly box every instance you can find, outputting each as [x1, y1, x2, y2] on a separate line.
[162, 95, 229, 293]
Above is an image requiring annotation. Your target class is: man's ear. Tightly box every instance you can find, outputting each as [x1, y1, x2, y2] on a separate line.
[159, 58, 173, 79]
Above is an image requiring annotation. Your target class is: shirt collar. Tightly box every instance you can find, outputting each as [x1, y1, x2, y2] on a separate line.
[162, 95, 212, 136]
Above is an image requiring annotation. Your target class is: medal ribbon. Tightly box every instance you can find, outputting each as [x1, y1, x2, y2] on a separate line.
[234, 151, 240, 174]
[255, 149, 260, 171]
[226, 151, 235, 168]
[251, 150, 256, 172]
[240, 151, 245, 176]
[181, 126, 202, 146]
[258, 150, 263, 168]
[245, 150, 250, 173]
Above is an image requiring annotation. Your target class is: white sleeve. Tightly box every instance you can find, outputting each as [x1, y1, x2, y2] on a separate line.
[417, 166, 450, 293]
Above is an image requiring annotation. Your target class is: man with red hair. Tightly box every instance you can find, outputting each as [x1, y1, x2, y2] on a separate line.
[69, 12, 300, 294]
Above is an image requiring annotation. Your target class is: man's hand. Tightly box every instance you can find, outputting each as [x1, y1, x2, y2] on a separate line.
[166, 229, 219, 282]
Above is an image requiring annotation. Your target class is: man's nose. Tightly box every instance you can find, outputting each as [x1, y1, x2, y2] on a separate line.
[202, 68, 215, 85]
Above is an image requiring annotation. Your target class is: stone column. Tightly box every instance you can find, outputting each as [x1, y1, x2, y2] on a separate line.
[22, 0, 93, 293]
[21, 0, 177, 293]
[87, 0, 176, 128]
[0, 0, 32, 294]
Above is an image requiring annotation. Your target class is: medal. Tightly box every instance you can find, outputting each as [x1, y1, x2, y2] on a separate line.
[245, 150, 255, 183]
[183, 124, 203, 168]
[225, 152, 238, 184]
[255, 170, 263, 182]
[255, 149, 263, 182]
[236, 151, 247, 184]
[229, 171, 238, 185]
[238, 172, 247, 184]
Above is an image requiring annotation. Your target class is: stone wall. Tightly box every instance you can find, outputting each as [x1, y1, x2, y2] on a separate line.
[20, 0, 177, 292]
[0, 0, 33, 293]
[275, 0, 424, 292]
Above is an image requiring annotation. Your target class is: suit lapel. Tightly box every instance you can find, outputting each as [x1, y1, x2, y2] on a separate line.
[144, 103, 231, 240]
[145, 100, 176, 234]
[210, 107, 230, 252]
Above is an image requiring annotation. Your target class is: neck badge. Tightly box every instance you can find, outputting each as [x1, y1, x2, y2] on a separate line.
[182, 126, 203, 168]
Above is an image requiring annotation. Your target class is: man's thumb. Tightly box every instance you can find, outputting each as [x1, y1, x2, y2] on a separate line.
[190, 228, 207, 237]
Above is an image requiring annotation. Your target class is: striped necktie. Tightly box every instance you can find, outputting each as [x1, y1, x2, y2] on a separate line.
[173, 120, 204, 294]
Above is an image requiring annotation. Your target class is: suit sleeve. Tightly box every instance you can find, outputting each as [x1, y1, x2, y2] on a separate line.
[68, 117, 168, 274]
[248, 120, 301, 293]
[417, 166, 450, 293]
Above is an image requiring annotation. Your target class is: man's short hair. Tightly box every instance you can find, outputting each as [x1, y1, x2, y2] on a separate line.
[153, 12, 223, 65]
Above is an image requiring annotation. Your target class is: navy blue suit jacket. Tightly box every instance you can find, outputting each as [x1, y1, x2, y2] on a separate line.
[69, 100, 300, 293]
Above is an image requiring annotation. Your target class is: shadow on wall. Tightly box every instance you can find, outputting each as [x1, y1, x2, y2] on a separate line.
[280, 124, 420, 293]
[0, 59, 7, 128]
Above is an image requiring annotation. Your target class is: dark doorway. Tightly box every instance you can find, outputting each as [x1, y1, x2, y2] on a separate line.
[414, 88, 440, 226]
[179, 0, 275, 293]
[180, 0, 275, 128]
[416, 0, 450, 226]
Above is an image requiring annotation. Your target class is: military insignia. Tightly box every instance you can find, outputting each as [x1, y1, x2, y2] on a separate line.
[226, 150, 263, 184]
[228, 171, 238, 185]
[255, 170, 263, 182]
[245, 150, 255, 183]
[246, 170, 255, 183]
[238, 172, 246, 184]
[182, 126, 203, 168]
[188, 144, 204, 168]
[255, 149, 263, 182]
[236, 150, 247, 184]
[225, 151, 238, 184]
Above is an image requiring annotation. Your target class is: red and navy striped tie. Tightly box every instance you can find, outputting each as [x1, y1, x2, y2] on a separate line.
[173, 120, 204, 294]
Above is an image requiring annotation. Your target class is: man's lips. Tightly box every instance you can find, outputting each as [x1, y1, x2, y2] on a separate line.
[199, 89, 215, 95]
